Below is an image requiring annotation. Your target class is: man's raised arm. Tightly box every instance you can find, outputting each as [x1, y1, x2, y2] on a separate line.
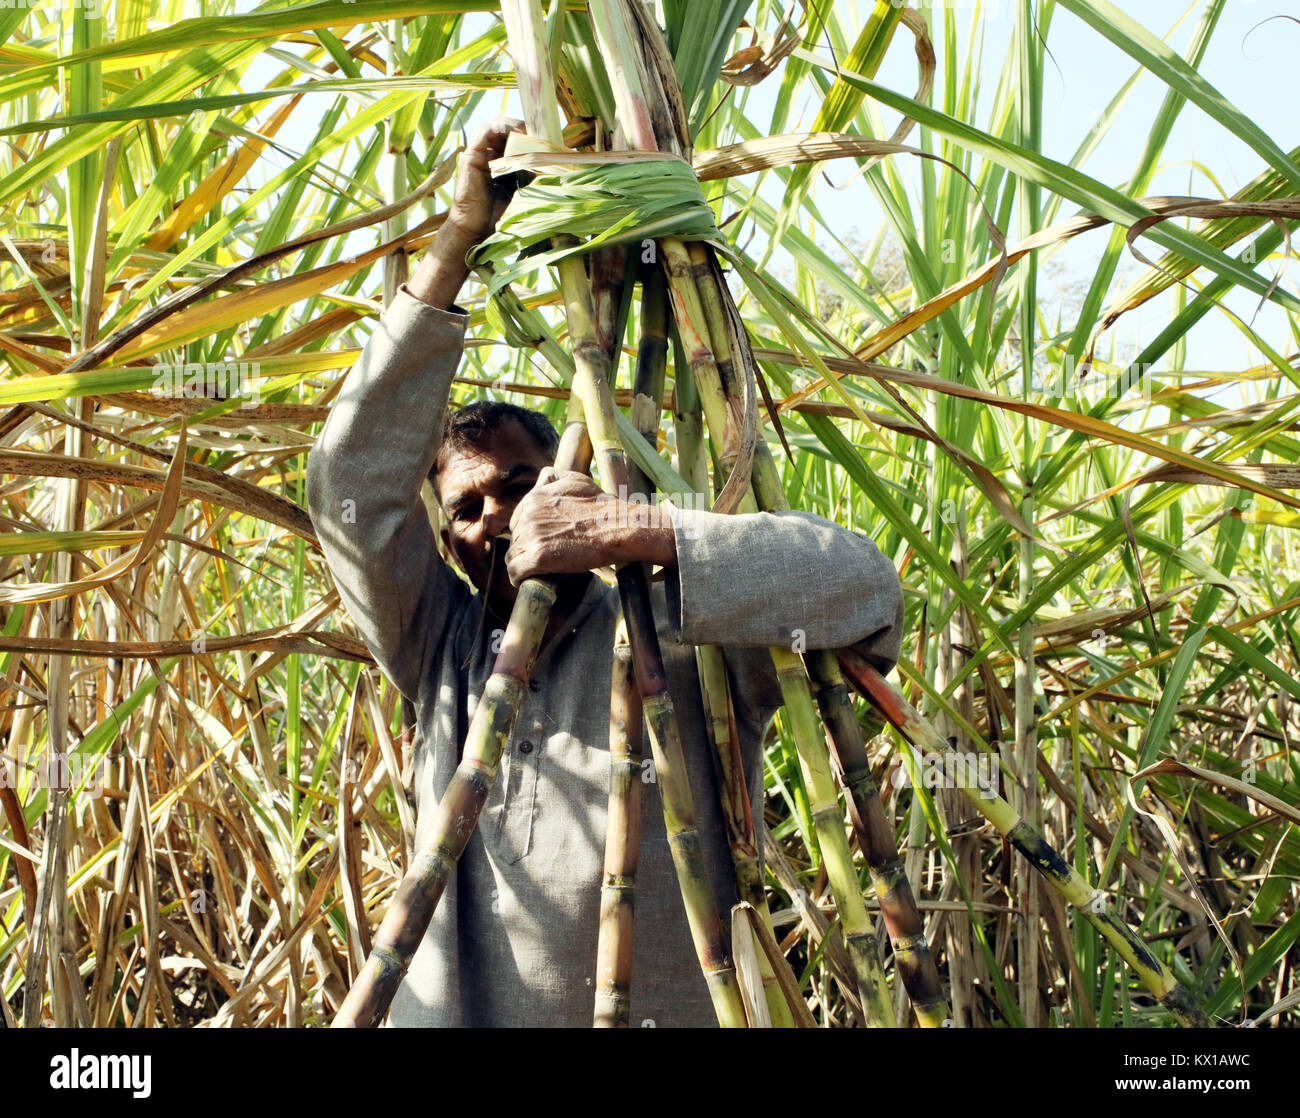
[306, 119, 521, 700]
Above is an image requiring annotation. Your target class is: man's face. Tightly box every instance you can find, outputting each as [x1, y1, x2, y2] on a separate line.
[436, 421, 553, 605]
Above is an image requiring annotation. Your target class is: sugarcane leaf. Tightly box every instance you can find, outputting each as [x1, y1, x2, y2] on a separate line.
[0, 0, 501, 85]
[1207, 908, 1300, 1020]
[0, 75, 510, 138]
[1056, 0, 1300, 190]
[774, 0, 903, 243]
[789, 46, 1300, 316]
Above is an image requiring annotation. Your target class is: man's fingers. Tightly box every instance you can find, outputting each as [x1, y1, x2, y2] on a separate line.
[461, 118, 525, 181]
[536, 467, 593, 489]
[473, 116, 526, 155]
[503, 544, 532, 587]
[482, 115, 525, 136]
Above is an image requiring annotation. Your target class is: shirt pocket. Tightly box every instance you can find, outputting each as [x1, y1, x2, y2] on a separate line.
[487, 729, 540, 865]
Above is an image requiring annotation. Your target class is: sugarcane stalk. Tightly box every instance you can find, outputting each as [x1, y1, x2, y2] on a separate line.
[733, 902, 818, 1028]
[625, 267, 793, 1025]
[333, 576, 558, 1026]
[583, 2, 739, 488]
[628, 267, 668, 497]
[601, 89, 792, 1027]
[693, 647, 763, 915]
[805, 646, 952, 1027]
[593, 267, 659, 1027]
[594, 617, 642, 1026]
[573, 279, 753, 1012]
[583, 0, 902, 1024]
[682, 468, 798, 1025]
[770, 643, 897, 1026]
[694, 240, 950, 1025]
[632, 271, 760, 925]
[507, 0, 747, 1029]
[591, 244, 632, 365]
[661, 240, 740, 487]
[694, 236, 956, 1025]
[835, 648, 1210, 1029]
[679, 262, 897, 1023]
[670, 319, 710, 493]
[694, 643, 799, 1028]
[687, 242, 903, 1024]
[611, 560, 744, 1025]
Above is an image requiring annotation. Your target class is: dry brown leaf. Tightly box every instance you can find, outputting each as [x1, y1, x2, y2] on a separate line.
[1136, 757, 1300, 827]
[0, 422, 188, 604]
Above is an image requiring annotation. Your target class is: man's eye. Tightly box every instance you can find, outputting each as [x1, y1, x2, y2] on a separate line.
[454, 503, 479, 523]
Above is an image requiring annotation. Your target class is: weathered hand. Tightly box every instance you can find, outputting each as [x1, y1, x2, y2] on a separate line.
[504, 469, 618, 585]
[408, 117, 525, 310]
[445, 116, 526, 246]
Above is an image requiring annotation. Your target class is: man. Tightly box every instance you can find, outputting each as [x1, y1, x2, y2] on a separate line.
[306, 119, 905, 1027]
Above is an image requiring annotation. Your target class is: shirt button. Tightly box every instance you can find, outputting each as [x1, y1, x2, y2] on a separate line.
[529, 679, 540, 693]
[518, 740, 534, 754]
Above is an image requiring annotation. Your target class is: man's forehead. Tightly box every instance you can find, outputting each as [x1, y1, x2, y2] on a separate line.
[434, 419, 552, 501]
[447, 455, 534, 486]
[439, 448, 541, 503]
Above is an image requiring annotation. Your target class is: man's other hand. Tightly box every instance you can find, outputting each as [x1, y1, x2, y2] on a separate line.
[408, 116, 524, 310]
[504, 468, 677, 585]
[445, 116, 526, 245]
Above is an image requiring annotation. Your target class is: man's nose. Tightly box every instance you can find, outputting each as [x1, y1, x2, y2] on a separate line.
[481, 498, 511, 540]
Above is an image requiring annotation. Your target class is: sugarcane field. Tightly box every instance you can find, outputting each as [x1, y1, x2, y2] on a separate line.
[3, 0, 1300, 1058]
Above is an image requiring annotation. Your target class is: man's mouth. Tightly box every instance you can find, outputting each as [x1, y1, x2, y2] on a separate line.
[484, 534, 512, 601]
[464, 535, 514, 669]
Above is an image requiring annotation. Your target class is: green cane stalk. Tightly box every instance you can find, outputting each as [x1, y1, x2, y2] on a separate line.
[332, 575, 560, 1027]
[805, 647, 952, 1028]
[592, 239, 641, 1031]
[688, 241, 899, 1024]
[836, 649, 1210, 1029]
[586, 0, 896, 1026]
[505, 0, 747, 1029]
[635, 267, 794, 1026]
[694, 241, 950, 1026]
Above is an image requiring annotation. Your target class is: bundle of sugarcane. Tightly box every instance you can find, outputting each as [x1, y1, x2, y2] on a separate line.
[334, 0, 1210, 1030]
[335, 0, 749, 1031]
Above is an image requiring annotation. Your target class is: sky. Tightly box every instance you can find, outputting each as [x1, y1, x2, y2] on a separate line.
[739, 0, 1299, 382]
[931, 0, 1298, 380]
[234, 0, 1299, 385]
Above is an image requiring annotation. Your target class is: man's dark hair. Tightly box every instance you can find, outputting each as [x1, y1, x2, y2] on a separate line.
[430, 400, 559, 494]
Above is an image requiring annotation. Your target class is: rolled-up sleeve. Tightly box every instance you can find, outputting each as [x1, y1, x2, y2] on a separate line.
[664, 504, 904, 674]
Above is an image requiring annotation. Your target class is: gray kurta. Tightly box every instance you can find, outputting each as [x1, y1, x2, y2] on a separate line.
[306, 286, 904, 1027]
